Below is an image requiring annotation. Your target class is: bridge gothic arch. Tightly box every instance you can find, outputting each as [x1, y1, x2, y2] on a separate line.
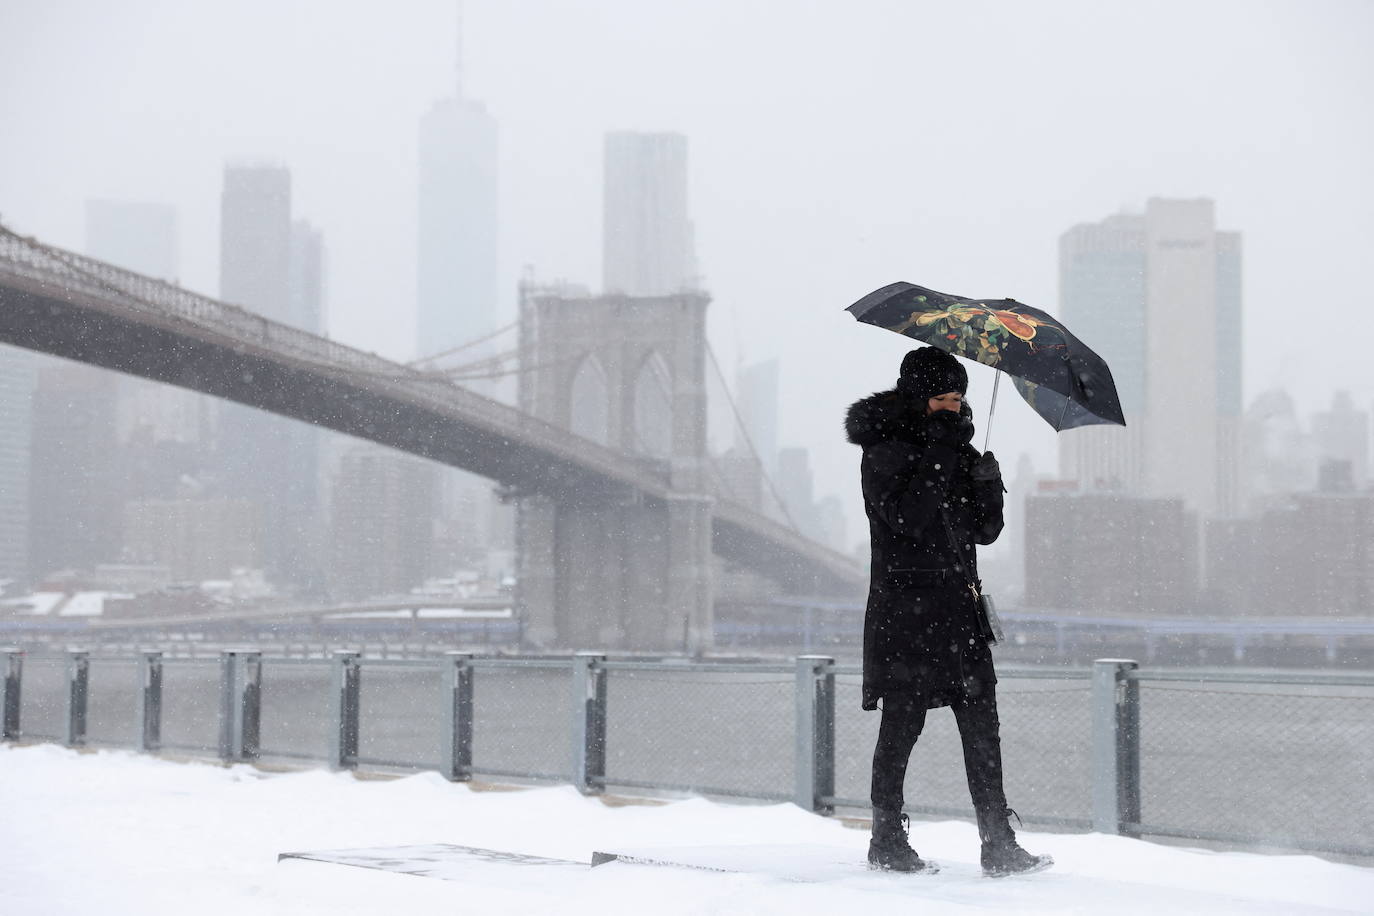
[517, 287, 712, 651]
[629, 349, 672, 459]
[568, 353, 610, 446]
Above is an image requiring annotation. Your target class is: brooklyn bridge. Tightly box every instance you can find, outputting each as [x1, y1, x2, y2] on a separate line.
[0, 224, 863, 653]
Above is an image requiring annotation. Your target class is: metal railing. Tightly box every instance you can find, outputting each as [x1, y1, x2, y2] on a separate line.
[1, 647, 1369, 859]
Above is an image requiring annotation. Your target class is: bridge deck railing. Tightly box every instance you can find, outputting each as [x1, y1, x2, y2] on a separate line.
[2, 647, 1370, 861]
[0, 225, 674, 492]
[1, 225, 866, 583]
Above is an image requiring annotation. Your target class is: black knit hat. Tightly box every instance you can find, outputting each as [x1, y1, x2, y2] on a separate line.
[898, 347, 968, 401]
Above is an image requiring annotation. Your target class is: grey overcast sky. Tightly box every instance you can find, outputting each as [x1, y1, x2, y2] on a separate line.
[2, 0, 1372, 543]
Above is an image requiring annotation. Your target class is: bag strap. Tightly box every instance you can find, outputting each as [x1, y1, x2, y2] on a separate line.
[937, 502, 980, 602]
[939, 500, 1001, 644]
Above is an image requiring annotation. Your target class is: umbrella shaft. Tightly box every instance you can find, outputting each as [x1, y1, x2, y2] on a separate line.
[983, 371, 1001, 453]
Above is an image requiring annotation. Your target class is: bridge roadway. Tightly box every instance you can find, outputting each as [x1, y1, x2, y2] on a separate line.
[0, 224, 863, 594]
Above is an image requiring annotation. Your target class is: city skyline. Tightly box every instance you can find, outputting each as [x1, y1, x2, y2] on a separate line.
[2, 13, 1371, 877]
[6, 181, 1370, 570]
[0, 214, 1365, 605]
[7, 178, 1369, 555]
[1, 0, 1372, 546]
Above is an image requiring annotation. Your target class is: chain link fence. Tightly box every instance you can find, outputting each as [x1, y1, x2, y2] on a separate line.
[258, 658, 334, 760]
[17, 653, 67, 740]
[84, 657, 139, 747]
[832, 669, 1094, 827]
[603, 663, 795, 800]
[157, 659, 220, 753]
[469, 662, 571, 781]
[356, 660, 446, 770]
[1134, 678, 1374, 854]
[2, 648, 1369, 859]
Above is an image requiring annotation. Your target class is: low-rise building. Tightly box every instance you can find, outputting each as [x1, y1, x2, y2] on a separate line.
[1024, 485, 1198, 615]
[1205, 462, 1374, 615]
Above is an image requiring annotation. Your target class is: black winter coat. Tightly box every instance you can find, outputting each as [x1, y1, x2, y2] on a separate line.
[845, 390, 1005, 711]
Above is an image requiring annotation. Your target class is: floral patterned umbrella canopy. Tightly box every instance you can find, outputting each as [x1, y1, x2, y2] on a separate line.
[846, 281, 1126, 431]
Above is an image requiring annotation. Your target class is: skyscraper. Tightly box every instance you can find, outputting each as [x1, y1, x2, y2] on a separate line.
[220, 165, 292, 320]
[603, 131, 695, 296]
[218, 164, 322, 592]
[414, 25, 502, 589]
[777, 446, 821, 537]
[289, 219, 326, 335]
[1312, 392, 1369, 490]
[736, 359, 779, 481]
[28, 363, 123, 580]
[85, 199, 211, 448]
[1058, 198, 1242, 517]
[416, 94, 498, 360]
[1241, 389, 1316, 511]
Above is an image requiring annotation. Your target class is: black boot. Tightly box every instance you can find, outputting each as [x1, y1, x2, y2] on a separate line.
[976, 807, 1052, 877]
[868, 808, 938, 873]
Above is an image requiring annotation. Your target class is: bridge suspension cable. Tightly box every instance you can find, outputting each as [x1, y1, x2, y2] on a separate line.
[422, 344, 597, 382]
[408, 319, 518, 367]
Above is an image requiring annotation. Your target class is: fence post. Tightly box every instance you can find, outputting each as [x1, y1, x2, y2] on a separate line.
[240, 651, 261, 760]
[441, 651, 474, 782]
[2, 649, 23, 741]
[329, 651, 361, 771]
[218, 650, 262, 762]
[1091, 658, 1141, 836]
[137, 651, 162, 752]
[218, 650, 236, 761]
[65, 650, 89, 748]
[794, 655, 836, 813]
[572, 652, 607, 795]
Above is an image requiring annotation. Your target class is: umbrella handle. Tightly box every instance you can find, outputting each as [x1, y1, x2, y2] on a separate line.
[982, 371, 1001, 454]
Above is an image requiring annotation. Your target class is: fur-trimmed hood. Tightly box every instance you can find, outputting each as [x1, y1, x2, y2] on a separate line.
[844, 389, 973, 447]
[844, 389, 926, 447]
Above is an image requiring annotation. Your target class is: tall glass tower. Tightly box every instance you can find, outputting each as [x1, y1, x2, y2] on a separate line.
[1058, 198, 1243, 517]
[602, 131, 695, 297]
[412, 8, 507, 586]
[416, 84, 498, 361]
[218, 164, 323, 592]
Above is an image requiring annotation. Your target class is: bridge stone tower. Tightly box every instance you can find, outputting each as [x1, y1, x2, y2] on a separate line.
[516, 285, 713, 653]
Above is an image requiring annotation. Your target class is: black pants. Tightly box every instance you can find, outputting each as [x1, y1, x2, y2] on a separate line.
[870, 682, 1007, 817]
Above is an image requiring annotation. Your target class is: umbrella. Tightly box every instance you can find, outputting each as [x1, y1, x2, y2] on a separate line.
[846, 281, 1126, 443]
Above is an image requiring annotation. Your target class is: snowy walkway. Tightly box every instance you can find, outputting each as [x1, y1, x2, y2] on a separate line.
[2, 744, 1369, 915]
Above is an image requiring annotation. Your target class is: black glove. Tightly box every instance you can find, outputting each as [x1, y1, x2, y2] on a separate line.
[925, 409, 975, 447]
[971, 449, 1002, 483]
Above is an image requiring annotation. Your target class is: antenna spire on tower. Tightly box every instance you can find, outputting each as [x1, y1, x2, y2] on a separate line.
[455, 0, 466, 99]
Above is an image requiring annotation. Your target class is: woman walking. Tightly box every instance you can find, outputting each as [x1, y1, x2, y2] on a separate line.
[844, 346, 1052, 877]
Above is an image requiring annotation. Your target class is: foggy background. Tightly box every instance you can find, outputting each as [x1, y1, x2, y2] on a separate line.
[4, 0, 1371, 545]
[5, 4, 1374, 878]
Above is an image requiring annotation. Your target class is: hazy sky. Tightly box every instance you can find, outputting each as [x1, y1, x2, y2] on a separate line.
[2, 0, 1372, 544]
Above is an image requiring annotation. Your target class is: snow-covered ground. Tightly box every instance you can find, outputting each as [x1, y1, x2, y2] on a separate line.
[2, 744, 1370, 915]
